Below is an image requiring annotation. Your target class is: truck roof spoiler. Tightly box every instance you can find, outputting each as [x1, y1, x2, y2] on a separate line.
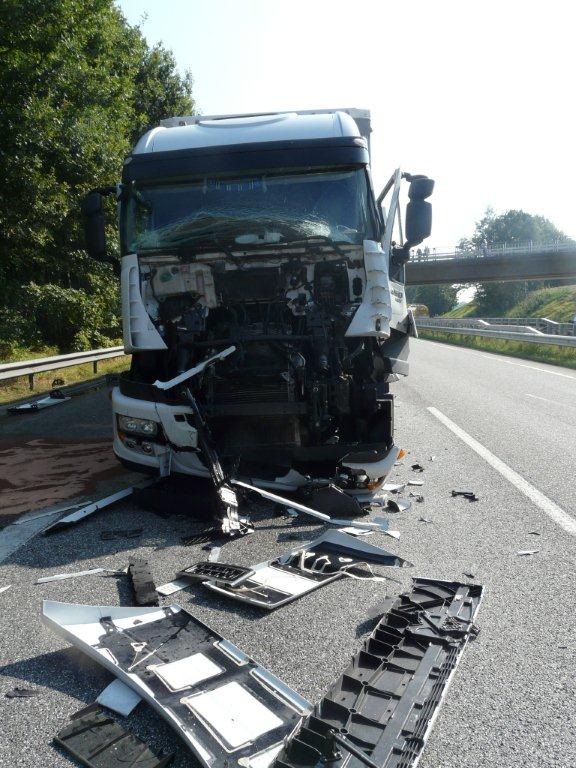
[160, 108, 372, 145]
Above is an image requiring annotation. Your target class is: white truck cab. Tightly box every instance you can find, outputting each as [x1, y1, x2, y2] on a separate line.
[83, 109, 433, 494]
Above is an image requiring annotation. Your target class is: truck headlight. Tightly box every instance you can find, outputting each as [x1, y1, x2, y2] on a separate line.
[118, 415, 158, 437]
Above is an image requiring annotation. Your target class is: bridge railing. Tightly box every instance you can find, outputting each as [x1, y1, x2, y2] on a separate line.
[410, 239, 576, 262]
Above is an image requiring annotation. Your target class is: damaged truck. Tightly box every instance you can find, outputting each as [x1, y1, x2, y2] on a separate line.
[83, 109, 433, 497]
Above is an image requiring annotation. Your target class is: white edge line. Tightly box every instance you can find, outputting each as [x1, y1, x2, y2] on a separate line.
[526, 393, 576, 409]
[427, 406, 576, 537]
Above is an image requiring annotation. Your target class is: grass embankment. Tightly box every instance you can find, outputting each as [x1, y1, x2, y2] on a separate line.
[446, 284, 576, 322]
[443, 302, 478, 318]
[426, 285, 576, 368]
[508, 285, 576, 321]
[419, 329, 576, 369]
[0, 346, 130, 405]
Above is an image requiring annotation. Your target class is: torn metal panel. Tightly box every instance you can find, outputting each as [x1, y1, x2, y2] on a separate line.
[382, 483, 405, 493]
[208, 546, 221, 563]
[153, 346, 236, 390]
[55, 703, 174, 767]
[8, 390, 71, 414]
[12, 501, 91, 525]
[233, 480, 399, 538]
[97, 679, 142, 716]
[205, 530, 410, 610]
[43, 480, 156, 535]
[42, 600, 311, 768]
[386, 497, 412, 513]
[345, 241, 392, 339]
[36, 568, 110, 584]
[274, 577, 484, 768]
[156, 578, 192, 597]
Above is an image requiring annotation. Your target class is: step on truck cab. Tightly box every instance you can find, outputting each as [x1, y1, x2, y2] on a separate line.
[83, 109, 434, 494]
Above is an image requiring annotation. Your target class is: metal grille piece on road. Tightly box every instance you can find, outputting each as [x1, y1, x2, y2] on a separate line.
[274, 578, 484, 768]
[204, 530, 411, 610]
[42, 601, 311, 768]
[177, 562, 254, 587]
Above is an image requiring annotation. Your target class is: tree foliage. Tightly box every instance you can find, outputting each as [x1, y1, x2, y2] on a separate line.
[406, 284, 458, 316]
[461, 209, 568, 316]
[0, 0, 194, 354]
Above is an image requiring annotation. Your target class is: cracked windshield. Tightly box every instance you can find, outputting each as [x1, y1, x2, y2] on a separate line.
[126, 169, 376, 249]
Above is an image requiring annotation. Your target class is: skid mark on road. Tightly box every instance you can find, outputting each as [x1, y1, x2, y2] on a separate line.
[428, 406, 576, 537]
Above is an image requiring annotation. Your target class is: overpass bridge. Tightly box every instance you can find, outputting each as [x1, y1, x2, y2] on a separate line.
[405, 240, 576, 284]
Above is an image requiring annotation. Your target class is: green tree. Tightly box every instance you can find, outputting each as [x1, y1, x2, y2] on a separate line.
[0, 0, 194, 351]
[406, 284, 458, 316]
[462, 209, 568, 315]
[132, 44, 194, 144]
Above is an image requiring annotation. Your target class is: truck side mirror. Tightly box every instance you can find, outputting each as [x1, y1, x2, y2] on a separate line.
[404, 176, 434, 249]
[82, 191, 107, 261]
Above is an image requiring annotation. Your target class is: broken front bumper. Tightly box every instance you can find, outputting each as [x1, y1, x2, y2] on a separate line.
[112, 386, 399, 493]
[42, 600, 311, 768]
[274, 578, 484, 768]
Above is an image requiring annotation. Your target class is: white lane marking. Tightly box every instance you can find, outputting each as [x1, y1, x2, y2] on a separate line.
[484, 357, 576, 380]
[419, 338, 576, 379]
[427, 406, 576, 537]
[526, 393, 576, 408]
[0, 501, 83, 563]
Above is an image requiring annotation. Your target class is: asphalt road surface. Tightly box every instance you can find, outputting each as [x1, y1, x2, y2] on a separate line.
[0, 339, 574, 768]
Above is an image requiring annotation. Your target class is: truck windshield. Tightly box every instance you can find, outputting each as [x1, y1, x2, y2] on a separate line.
[123, 169, 377, 251]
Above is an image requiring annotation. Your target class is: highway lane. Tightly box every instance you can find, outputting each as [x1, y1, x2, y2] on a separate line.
[0, 343, 575, 768]
[406, 338, 576, 515]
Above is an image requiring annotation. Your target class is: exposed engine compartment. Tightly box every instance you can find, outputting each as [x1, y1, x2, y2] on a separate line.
[123, 250, 403, 483]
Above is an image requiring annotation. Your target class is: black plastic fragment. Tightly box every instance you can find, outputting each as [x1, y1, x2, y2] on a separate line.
[128, 559, 158, 606]
[49, 389, 68, 400]
[452, 490, 479, 501]
[411, 463, 425, 472]
[294, 483, 365, 518]
[181, 528, 224, 546]
[177, 561, 254, 586]
[274, 577, 483, 768]
[55, 704, 174, 767]
[5, 686, 41, 698]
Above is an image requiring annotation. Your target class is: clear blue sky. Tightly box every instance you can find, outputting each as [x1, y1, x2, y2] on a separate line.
[117, 0, 576, 247]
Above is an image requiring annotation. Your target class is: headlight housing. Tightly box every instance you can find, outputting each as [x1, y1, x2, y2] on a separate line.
[117, 415, 158, 437]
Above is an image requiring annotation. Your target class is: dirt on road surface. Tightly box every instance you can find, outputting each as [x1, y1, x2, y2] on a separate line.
[0, 436, 128, 524]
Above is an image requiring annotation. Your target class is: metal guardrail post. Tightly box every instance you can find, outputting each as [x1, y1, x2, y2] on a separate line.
[28, 374, 34, 391]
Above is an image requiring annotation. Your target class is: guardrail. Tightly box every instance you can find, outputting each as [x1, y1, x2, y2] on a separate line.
[416, 319, 576, 348]
[0, 346, 126, 390]
[421, 316, 575, 336]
